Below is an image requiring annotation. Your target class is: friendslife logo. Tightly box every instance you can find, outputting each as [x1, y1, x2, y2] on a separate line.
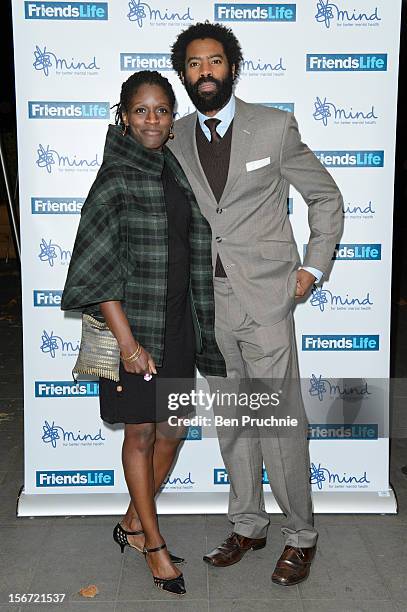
[36, 144, 101, 174]
[313, 151, 384, 167]
[127, 0, 193, 27]
[29, 102, 109, 119]
[313, 96, 378, 127]
[307, 54, 387, 71]
[315, 1, 381, 29]
[308, 424, 378, 440]
[33, 45, 100, 76]
[214, 468, 270, 485]
[302, 335, 380, 351]
[120, 53, 172, 71]
[33, 290, 63, 307]
[35, 381, 99, 397]
[304, 242, 381, 261]
[25, 2, 108, 20]
[36, 470, 114, 487]
[332, 243, 381, 260]
[31, 197, 84, 214]
[214, 3, 296, 21]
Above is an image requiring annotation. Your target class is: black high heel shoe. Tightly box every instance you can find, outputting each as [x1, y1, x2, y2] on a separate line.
[113, 523, 185, 564]
[143, 543, 186, 596]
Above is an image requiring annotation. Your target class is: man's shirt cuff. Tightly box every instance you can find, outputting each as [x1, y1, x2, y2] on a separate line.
[300, 266, 323, 283]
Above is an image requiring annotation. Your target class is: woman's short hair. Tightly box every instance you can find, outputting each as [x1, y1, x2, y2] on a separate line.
[171, 22, 243, 80]
[113, 70, 176, 127]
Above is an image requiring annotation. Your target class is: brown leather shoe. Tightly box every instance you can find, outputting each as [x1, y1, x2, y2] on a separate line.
[271, 545, 316, 586]
[203, 532, 267, 567]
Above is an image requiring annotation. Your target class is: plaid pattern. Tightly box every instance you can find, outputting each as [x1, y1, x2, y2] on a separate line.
[61, 125, 226, 377]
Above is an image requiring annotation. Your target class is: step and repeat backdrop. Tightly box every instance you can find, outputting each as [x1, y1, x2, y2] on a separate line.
[12, 0, 401, 514]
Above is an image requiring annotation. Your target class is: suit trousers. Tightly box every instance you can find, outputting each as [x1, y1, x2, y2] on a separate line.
[210, 277, 318, 548]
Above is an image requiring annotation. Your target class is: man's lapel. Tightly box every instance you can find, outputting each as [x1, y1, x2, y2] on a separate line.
[177, 97, 255, 206]
[178, 113, 217, 206]
[219, 97, 255, 205]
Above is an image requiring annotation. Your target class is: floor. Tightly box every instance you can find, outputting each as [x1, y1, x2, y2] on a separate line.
[0, 264, 407, 612]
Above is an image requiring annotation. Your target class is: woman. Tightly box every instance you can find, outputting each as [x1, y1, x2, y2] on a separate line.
[61, 71, 226, 596]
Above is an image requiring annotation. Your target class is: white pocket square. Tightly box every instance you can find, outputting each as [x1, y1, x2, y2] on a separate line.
[246, 157, 271, 172]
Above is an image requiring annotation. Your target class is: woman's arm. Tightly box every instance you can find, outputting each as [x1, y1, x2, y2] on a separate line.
[100, 301, 156, 375]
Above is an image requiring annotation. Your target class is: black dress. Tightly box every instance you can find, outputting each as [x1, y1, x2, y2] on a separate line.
[99, 163, 195, 424]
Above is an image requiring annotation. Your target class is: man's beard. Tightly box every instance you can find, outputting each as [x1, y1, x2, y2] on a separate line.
[184, 73, 234, 113]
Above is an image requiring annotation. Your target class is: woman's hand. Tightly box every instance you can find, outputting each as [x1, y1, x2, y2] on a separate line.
[99, 301, 157, 377]
[121, 344, 157, 376]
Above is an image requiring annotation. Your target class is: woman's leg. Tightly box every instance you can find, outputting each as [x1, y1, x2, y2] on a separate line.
[121, 421, 187, 546]
[121, 422, 182, 578]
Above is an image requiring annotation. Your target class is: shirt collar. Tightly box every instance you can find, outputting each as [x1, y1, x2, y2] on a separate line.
[197, 95, 236, 140]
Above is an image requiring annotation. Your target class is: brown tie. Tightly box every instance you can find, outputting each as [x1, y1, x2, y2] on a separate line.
[204, 118, 222, 144]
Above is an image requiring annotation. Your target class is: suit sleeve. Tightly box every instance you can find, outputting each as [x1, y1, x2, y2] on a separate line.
[61, 170, 125, 311]
[280, 113, 344, 274]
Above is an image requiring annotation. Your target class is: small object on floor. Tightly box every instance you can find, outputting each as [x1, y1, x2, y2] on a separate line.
[78, 584, 99, 598]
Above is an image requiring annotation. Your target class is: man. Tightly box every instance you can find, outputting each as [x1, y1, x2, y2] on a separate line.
[169, 23, 343, 586]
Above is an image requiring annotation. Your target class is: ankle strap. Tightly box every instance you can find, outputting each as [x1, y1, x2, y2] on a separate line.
[144, 543, 167, 554]
[119, 523, 144, 536]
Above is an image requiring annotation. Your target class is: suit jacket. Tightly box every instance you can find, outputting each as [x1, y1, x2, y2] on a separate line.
[168, 97, 344, 326]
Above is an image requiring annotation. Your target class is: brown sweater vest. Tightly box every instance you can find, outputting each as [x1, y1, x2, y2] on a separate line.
[196, 120, 233, 276]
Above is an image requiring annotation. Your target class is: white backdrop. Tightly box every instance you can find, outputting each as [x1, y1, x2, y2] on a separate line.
[12, 0, 401, 515]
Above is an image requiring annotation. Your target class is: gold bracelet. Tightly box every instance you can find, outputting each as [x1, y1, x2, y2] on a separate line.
[123, 346, 141, 362]
[126, 350, 142, 364]
[121, 350, 141, 363]
[121, 342, 141, 362]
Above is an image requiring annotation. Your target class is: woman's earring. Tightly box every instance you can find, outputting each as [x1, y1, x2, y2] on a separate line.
[122, 124, 128, 136]
[168, 125, 175, 140]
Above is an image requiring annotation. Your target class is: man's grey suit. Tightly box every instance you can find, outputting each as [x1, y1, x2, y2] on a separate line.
[168, 97, 343, 546]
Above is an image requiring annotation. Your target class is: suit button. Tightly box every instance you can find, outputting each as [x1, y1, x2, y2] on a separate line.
[216, 208, 223, 214]
[215, 236, 222, 243]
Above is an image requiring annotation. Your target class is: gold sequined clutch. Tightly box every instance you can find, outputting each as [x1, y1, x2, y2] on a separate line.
[72, 314, 120, 382]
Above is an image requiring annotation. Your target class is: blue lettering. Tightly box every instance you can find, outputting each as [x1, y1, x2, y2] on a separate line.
[315, 1, 381, 29]
[164, 471, 195, 486]
[242, 57, 286, 73]
[343, 201, 375, 215]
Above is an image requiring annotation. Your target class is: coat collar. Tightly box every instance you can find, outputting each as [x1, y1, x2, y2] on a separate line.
[103, 124, 164, 176]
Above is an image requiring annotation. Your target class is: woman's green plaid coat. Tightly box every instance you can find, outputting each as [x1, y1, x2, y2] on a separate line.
[61, 125, 226, 377]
